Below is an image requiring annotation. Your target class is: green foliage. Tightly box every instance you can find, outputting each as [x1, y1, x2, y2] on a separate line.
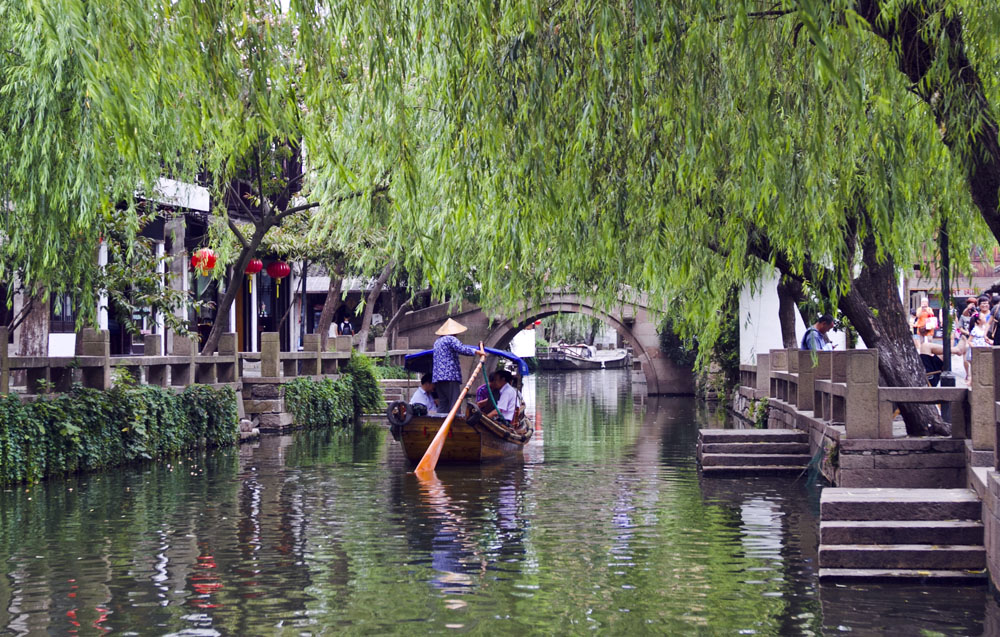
[746, 398, 770, 430]
[0, 384, 237, 486]
[283, 376, 356, 430]
[284, 354, 389, 427]
[658, 317, 698, 368]
[344, 351, 384, 414]
[372, 360, 410, 380]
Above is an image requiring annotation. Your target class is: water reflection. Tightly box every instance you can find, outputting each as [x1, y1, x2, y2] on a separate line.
[0, 372, 997, 634]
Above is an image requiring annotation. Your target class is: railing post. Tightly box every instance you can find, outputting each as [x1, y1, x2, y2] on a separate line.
[301, 333, 321, 376]
[797, 349, 815, 412]
[786, 347, 799, 407]
[80, 328, 111, 391]
[374, 337, 388, 355]
[216, 332, 237, 383]
[755, 353, 770, 397]
[769, 349, 788, 400]
[144, 333, 167, 387]
[169, 335, 193, 387]
[969, 346, 995, 449]
[261, 332, 280, 378]
[395, 336, 409, 351]
[845, 349, 879, 438]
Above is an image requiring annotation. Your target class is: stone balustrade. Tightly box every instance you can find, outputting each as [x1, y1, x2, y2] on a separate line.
[735, 346, 1000, 487]
[0, 328, 415, 396]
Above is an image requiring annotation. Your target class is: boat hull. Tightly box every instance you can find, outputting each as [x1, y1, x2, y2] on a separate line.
[397, 413, 532, 464]
[536, 352, 631, 371]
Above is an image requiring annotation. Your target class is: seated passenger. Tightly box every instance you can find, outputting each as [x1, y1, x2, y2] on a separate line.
[410, 374, 439, 413]
[478, 370, 517, 424]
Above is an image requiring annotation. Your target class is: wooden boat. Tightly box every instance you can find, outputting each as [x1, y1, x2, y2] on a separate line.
[536, 344, 631, 371]
[389, 404, 533, 464]
[390, 346, 534, 464]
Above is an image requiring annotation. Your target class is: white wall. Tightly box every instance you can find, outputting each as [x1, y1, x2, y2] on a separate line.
[739, 268, 851, 364]
[48, 333, 75, 357]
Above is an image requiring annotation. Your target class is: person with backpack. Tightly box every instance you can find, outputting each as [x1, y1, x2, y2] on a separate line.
[801, 315, 835, 351]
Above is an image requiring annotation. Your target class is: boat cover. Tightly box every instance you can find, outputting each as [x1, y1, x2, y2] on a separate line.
[404, 346, 531, 377]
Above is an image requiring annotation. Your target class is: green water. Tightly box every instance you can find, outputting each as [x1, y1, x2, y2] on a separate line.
[0, 370, 996, 635]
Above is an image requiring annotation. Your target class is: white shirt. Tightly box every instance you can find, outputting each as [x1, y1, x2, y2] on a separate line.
[410, 387, 437, 412]
[495, 383, 517, 422]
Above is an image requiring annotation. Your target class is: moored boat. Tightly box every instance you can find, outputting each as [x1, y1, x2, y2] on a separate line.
[536, 344, 631, 371]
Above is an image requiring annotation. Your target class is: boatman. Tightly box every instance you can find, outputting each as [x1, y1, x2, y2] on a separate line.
[410, 374, 439, 414]
[432, 318, 486, 413]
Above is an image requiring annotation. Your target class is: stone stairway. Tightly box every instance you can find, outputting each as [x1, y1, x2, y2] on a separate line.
[697, 429, 811, 475]
[819, 488, 987, 581]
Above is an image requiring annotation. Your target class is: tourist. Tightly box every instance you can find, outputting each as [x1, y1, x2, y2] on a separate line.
[339, 317, 354, 337]
[978, 296, 991, 323]
[914, 297, 932, 336]
[801, 315, 835, 351]
[431, 318, 485, 412]
[478, 369, 518, 424]
[410, 373, 439, 414]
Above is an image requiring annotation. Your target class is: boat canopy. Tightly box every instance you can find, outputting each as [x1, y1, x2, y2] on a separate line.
[404, 347, 531, 378]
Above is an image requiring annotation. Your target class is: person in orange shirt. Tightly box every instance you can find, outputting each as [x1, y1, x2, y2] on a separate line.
[914, 297, 932, 341]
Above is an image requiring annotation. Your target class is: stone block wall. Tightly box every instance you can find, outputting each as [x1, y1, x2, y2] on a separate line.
[380, 378, 419, 406]
[243, 379, 294, 433]
[836, 438, 966, 488]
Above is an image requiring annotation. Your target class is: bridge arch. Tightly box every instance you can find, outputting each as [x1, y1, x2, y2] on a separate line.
[395, 294, 695, 396]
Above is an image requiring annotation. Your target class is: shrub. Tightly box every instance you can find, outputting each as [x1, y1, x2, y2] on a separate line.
[0, 384, 238, 486]
[283, 376, 356, 429]
[344, 351, 384, 414]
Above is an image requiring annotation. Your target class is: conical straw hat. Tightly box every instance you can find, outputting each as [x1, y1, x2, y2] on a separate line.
[435, 318, 468, 336]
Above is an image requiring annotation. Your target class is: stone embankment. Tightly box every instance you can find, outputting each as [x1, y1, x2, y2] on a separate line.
[708, 346, 1000, 586]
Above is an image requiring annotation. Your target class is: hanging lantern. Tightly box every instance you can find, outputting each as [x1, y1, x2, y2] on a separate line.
[245, 258, 263, 294]
[266, 260, 291, 298]
[190, 248, 217, 276]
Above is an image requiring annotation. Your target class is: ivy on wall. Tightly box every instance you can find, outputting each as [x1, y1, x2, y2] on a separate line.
[284, 352, 386, 428]
[0, 384, 237, 486]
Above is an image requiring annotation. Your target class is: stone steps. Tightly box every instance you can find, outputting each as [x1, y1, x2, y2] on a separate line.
[820, 520, 984, 545]
[697, 429, 811, 475]
[819, 487, 985, 581]
[700, 442, 809, 454]
[819, 544, 985, 570]
[818, 568, 987, 582]
[700, 453, 813, 467]
[821, 488, 981, 521]
[698, 429, 807, 444]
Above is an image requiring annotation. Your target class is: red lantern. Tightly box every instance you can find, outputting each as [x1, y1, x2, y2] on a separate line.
[190, 248, 217, 276]
[245, 258, 263, 294]
[266, 260, 290, 279]
[266, 260, 291, 298]
[245, 258, 263, 275]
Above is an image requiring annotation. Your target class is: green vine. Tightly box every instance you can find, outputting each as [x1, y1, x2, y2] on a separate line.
[344, 351, 384, 414]
[0, 384, 237, 486]
[283, 376, 356, 429]
[746, 397, 770, 429]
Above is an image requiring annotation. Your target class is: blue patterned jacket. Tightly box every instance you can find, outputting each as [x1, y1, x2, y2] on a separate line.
[432, 335, 479, 383]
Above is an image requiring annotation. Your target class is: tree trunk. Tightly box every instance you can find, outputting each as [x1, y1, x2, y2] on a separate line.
[776, 275, 803, 348]
[356, 262, 394, 349]
[383, 298, 413, 349]
[202, 225, 268, 354]
[837, 234, 948, 435]
[317, 262, 345, 351]
[19, 290, 47, 356]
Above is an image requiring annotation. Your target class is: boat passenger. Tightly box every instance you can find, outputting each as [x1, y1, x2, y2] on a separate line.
[410, 373, 439, 414]
[432, 318, 485, 413]
[480, 369, 517, 424]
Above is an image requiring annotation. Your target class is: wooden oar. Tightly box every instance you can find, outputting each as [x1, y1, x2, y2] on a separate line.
[414, 347, 487, 479]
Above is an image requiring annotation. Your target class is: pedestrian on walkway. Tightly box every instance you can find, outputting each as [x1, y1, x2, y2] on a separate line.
[801, 315, 834, 351]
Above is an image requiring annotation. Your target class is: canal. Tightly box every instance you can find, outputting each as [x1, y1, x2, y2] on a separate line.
[1, 370, 998, 634]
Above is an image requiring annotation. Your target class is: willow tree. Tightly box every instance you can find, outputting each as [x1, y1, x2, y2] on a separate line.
[299, 1, 1000, 434]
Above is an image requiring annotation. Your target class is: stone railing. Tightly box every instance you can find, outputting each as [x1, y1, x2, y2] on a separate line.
[737, 347, 1000, 483]
[1, 327, 415, 397]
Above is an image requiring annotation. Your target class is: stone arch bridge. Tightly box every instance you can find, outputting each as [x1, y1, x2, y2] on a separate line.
[395, 294, 695, 395]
